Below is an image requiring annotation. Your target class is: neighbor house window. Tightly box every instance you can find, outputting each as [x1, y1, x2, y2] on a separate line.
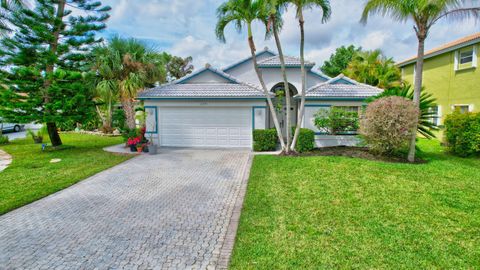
[455, 46, 477, 70]
[453, 105, 470, 114]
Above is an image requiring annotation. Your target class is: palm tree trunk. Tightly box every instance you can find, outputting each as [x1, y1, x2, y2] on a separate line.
[291, 10, 307, 151]
[271, 15, 291, 153]
[247, 23, 286, 150]
[408, 35, 426, 162]
[122, 99, 136, 130]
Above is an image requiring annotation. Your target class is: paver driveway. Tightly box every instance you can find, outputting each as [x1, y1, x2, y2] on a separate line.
[0, 148, 251, 269]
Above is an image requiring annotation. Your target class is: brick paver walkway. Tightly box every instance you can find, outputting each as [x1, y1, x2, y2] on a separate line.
[0, 148, 251, 269]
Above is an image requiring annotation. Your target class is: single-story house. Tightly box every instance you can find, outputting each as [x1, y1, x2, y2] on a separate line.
[137, 48, 383, 149]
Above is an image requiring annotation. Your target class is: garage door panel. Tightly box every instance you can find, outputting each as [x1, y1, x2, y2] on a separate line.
[159, 107, 252, 148]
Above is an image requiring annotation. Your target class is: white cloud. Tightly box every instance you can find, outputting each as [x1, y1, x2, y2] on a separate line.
[98, 0, 480, 71]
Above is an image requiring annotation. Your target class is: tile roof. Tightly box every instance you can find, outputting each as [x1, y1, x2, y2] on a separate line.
[138, 83, 267, 98]
[397, 32, 480, 66]
[258, 55, 315, 67]
[303, 75, 383, 99]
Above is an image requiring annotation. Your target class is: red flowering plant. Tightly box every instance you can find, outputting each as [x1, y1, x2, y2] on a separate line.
[127, 136, 141, 146]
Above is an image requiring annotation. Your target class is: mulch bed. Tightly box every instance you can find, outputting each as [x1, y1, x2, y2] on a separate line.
[299, 146, 427, 164]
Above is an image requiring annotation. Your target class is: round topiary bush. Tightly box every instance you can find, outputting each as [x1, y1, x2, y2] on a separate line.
[360, 96, 419, 155]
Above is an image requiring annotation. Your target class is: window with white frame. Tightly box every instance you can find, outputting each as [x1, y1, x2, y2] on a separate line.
[455, 46, 477, 70]
[453, 105, 470, 114]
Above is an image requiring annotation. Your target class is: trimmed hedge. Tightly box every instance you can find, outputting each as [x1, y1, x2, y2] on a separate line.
[253, 129, 278, 152]
[295, 128, 315, 153]
[444, 112, 480, 157]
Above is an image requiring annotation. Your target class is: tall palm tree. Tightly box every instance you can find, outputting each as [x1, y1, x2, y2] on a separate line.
[0, 0, 25, 34]
[361, 0, 480, 162]
[287, 0, 331, 151]
[216, 0, 286, 150]
[266, 0, 293, 153]
[92, 37, 165, 130]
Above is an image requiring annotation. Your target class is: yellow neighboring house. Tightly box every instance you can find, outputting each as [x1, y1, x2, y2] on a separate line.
[398, 33, 479, 126]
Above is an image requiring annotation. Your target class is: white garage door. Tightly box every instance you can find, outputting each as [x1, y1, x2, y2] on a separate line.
[159, 107, 252, 148]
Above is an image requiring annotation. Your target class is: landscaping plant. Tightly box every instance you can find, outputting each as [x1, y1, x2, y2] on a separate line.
[314, 107, 359, 135]
[253, 129, 278, 152]
[27, 125, 48, 144]
[294, 128, 315, 153]
[360, 96, 419, 156]
[0, 0, 111, 147]
[444, 112, 480, 157]
[361, 0, 480, 162]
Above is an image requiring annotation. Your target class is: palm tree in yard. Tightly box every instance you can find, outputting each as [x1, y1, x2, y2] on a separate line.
[286, 0, 331, 152]
[93, 37, 165, 130]
[216, 0, 287, 150]
[361, 0, 480, 162]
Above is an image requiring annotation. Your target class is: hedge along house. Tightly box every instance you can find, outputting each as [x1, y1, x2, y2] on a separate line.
[138, 48, 382, 149]
[398, 32, 480, 127]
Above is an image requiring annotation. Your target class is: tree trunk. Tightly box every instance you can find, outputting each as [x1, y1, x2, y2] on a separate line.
[247, 23, 286, 150]
[47, 122, 62, 147]
[271, 15, 291, 153]
[291, 11, 307, 151]
[43, 0, 66, 147]
[408, 34, 426, 162]
[122, 99, 136, 130]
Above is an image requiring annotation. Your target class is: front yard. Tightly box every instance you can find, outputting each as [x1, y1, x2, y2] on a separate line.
[231, 139, 480, 269]
[0, 134, 131, 215]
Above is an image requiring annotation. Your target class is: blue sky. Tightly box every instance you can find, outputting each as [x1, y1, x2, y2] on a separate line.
[100, 0, 479, 70]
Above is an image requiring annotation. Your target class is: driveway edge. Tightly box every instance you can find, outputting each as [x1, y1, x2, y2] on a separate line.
[217, 154, 253, 269]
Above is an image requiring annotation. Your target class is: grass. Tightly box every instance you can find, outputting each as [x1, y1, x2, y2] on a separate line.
[0, 134, 131, 215]
[230, 139, 480, 269]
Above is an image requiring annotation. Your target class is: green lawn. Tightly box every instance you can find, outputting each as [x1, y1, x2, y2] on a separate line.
[230, 140, 480, 269]
[0, 134, 131, 215]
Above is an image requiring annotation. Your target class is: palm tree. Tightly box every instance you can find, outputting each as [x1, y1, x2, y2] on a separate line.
[361, 0, 480, 162]
[216, 0, 286, 150]
[0, 0, 25, 34]
[344, 49, 401, 89]
[92, 37, 165, 130]
[286, 0, 331, 151]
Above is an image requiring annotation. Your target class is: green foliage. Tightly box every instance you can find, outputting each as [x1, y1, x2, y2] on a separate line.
[294, 128, 315, 153]
[27, 125, 47, 144]
[0, 134, 8, 144]
[112, 109, 126, 130]
[0, 0, 110, 146]
[366, 84, 439, 139]
[314, 107, 359, 135]
[253, 129, 278, 152]
[360, 96, 419, 156]
[161, 53, 194, 82]
[321, 45, 361, 77]
[444, 112, 480, 157]
[344, 49, 401, 89]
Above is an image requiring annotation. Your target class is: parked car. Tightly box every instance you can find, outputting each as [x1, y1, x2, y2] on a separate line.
[0, 119, 24, 132]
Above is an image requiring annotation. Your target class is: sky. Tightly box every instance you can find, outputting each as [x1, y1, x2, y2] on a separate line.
[100, 0, 480, 70]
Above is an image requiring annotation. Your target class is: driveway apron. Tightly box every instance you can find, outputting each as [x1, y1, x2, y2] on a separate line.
[0, 148, 251, 269]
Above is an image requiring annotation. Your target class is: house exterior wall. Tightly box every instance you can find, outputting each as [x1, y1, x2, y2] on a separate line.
[401, 43, 480, 125]
[181, 70, 232, 84]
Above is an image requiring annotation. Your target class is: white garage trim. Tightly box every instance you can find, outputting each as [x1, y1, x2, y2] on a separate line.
[158, 106, 253, 148]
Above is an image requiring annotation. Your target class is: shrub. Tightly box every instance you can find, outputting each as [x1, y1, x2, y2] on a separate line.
[295, 128, 315, 153]
[314, 107, 359, 135]
[253, 129, 278, 151]
[0, 134, 8, 145]
[444, 112, 480, 157]
[360, 96, 419, 155]
[27, 125, 48, 144]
